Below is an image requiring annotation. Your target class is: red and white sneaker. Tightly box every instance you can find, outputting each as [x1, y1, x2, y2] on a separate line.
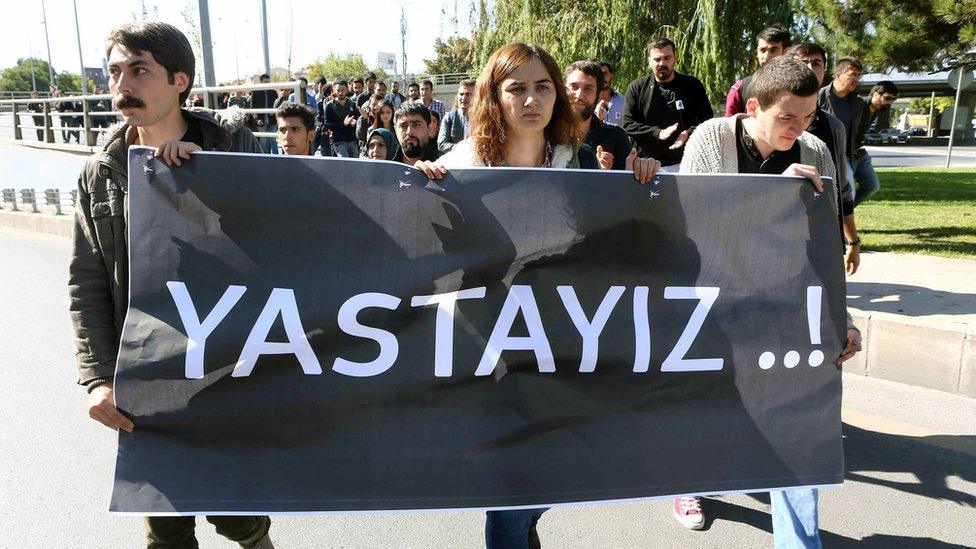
[672, 496, 705, 530]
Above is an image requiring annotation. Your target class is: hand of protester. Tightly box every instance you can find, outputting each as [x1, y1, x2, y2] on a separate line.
[782, 163, 824, 193]
[835, 328, 862, 366]
[415, 160, 448, 180]
[154, 140, 202, 167]
[344, 115, 356, 126]
[659, 122, 680, 141]
[595, 145, 614, 170]
[668, 130, 690, 150]
[845, 243, 860, 275]
[87, 382, 134, 433]
[595, 100, 609, 121]
[625, 148, 661, 184]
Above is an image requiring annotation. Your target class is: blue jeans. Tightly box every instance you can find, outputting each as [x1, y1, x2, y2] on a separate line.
[485, 508, 547, 549]
[770, 489, 821, 549]
[333, 140, 358, 158]
[848, 152, 880, 208]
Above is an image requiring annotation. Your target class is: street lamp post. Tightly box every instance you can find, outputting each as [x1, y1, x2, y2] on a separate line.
[40, 0, 56, 90]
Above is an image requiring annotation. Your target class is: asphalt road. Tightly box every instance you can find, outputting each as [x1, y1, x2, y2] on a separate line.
[0, 229, 973, 548]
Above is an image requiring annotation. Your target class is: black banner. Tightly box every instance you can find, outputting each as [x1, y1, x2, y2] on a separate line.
[112, 147, 846, 514]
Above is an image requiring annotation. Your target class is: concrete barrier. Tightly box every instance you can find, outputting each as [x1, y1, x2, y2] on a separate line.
[0, 209, 73, 238]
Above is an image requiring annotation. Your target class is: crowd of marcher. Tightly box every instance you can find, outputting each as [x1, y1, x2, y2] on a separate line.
[70, 21, 873, 549]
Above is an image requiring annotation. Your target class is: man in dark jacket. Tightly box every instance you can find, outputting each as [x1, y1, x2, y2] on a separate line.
[817, 57, 879, 207]
[622, 37, 713, 168]
[27, 91, 45, 141]
[437, 79, 474, 154]
[69, 21, 272, 548]
[565, 60, 633, 170]
[789, 43, 862, 275]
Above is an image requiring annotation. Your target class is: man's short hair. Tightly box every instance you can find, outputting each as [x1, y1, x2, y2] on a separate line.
[757, 26, 792, 47]
[833, 57, 864, 77]
[421, 79, 434, 89]
[376, 80, 387, 88]
[459, 78, 476, 88]
[408, 82, 420, 89]
[565, 60, 605, 93]
[315, 76, 328, 85]
[871, 81, 899, 97]
[105, 22, 195, 104]
[786, 43, 827, 64]
[276, 103, 316, 131]
[260, 73, 271, 81]
[394, 100, 431, 125]
[335, 79, 349, 88]
[351, 76, 364, 85]
[748, 56, 820, 108]
[364, 72, 377, 80]
[599, 61, 614, 74]
[646, 37, 677, 56]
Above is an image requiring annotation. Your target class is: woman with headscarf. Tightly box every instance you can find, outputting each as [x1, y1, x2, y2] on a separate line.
[365, 127, 397, 161]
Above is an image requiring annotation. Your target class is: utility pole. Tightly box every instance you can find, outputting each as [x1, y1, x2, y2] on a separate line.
[199, 0, 216, 87]
[72, 0, 88, 94]
[400, 6, 408, 84]
[260, 0, 270, 75]
[40, 0, 56, 90]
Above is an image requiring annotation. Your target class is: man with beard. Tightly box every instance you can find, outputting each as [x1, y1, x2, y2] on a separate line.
[324, 79, 360, 157]
[393, 101, 440, 164]
[622, 37, 713, 169]
[725, 26, 792, 116]
[566, 60, 632, 170]
[596, 61, 626, 126]
[69, 21, 271, 548]
[406, 82, 421, 101]
[437, 79, 475, 153]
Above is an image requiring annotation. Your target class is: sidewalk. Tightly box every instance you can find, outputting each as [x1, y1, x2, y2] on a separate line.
[845, 251, 976, 397]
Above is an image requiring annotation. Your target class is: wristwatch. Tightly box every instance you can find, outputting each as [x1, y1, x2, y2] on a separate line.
[847, 237, 861, 247]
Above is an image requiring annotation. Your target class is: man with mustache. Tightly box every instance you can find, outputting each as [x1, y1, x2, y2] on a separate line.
[393, 101, 441, 165]
[622, 37, 713, 169]
[565, 60, 632, 170]
[68, 21, 270, 548]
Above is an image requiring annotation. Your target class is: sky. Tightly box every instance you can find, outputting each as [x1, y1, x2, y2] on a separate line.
[4, 0, 476, 83]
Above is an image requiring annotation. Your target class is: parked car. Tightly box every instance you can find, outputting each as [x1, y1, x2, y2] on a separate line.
[910, 127, 927, 136]
[879, 128, 910, 144]
[864, 127, 883, 145]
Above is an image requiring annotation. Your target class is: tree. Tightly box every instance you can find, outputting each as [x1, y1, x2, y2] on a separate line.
[305, 53, 390, 83]
[424, 37, 476, 75]
[471, 0, 794, 104]
[908, 96, 954, 115]
[0, 58, 90, 93]
[798, 0, 976, 72]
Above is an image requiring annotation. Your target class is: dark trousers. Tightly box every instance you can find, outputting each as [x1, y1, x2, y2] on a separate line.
[31, 115, 44, 140]
[144, 515, 270, 548]
[485, 508, 547, 549]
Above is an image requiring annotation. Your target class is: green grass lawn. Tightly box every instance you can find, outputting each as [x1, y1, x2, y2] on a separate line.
[855, 167, 976, 259]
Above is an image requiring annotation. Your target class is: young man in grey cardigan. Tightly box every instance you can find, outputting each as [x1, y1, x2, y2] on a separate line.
[675, 56, 862, 548]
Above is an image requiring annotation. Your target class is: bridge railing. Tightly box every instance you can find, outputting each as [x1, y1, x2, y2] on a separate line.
[1, 188, 77, 216]
[0, 80, 308, 146]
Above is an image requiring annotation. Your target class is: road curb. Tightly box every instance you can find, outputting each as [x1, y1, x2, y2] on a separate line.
[846, 312, 975, 398]
[1, 212, 973, 398]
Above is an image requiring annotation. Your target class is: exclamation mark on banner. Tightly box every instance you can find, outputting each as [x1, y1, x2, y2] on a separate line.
[807, 286, 825, 367]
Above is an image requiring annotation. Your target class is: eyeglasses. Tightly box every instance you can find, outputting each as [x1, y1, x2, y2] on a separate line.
[882, 94, 898, 101]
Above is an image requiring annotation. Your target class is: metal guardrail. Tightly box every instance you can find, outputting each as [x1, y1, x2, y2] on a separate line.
[1, 188, 77, 215]
[0, 80, 307, 146]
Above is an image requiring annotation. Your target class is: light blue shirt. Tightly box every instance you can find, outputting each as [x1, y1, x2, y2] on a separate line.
[288, 91, 319, 113]
[603, 89, 625, 126]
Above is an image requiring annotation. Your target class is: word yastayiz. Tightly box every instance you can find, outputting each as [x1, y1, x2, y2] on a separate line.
[166, 281, 733, 379]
